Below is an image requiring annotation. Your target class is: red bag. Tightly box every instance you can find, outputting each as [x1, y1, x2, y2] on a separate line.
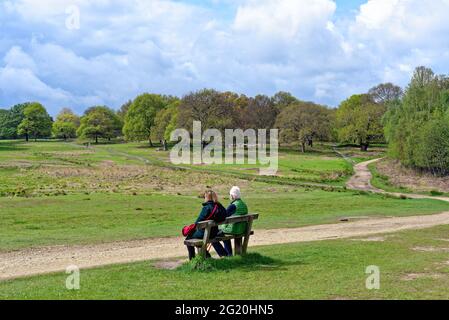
[182, 204, 218, 237]
[182, 224, 196, 237]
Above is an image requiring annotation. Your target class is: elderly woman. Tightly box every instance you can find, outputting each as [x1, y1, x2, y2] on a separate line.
[212, 186, 248, 257]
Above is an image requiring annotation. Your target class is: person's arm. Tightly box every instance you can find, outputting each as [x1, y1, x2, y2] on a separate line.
[194, 206, 210, 224]
[225, 204, 237, 217]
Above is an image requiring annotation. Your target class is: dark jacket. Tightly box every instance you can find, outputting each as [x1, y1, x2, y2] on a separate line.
[190, 201, 224, 239]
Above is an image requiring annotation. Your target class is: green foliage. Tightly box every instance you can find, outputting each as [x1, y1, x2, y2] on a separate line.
[77, 106, 122, 143]
[17, 103, 52, 141]
[151, 101, 179, 146]
[383, 66, 449, 174]
[0, 103, 28, 139]
[335, 94, 386, 151]
[123, 94, 167, 144]
[52, 108, 80, 140]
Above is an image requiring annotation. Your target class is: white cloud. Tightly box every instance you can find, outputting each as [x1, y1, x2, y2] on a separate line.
[1, 0, 449, 115]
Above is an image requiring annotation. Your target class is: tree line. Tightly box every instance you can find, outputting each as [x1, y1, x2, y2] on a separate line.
[0, 88, 391, 150]
[1, 66, 447, 174]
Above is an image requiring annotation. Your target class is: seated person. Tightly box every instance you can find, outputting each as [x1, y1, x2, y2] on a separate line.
[185, 190, 227, 260]
[212, 186, 248, 257]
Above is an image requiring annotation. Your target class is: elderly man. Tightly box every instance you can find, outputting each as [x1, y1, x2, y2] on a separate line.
[212, 186, 248, 257]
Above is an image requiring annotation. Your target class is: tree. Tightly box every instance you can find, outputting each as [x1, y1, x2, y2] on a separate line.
[335, 94, 386, 151]
[242, 95, 278, 130]
[0, 103, 28, 139]
[123, 94, 167, 146]
[17, 103, 53, 141]
[0, 109, 8, 139]
[52, 108, 80, 140]
[177, 89, 235, 134]
[275, 102, 332, 152]
[77, 106, 122, 143]
[368, 83, 403, 104]
[272, 91, 298, 111]
[117, 100, 132, 121]
[151, 101, 179, 150]
[383, 66, 449, 173]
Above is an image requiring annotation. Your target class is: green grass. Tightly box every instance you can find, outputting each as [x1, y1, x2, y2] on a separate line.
[1, 190, 449, 252]
[2, 225, 449, 299]
[95, 142, 354, 186]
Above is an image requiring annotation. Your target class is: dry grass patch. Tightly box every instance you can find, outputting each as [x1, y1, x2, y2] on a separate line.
[376, 158, 449, 193]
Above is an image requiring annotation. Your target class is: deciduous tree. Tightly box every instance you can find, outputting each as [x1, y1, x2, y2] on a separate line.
[123, 94, 167, 146]
[52, 108, 80, 140]
[77, 106, 122, 143]
[335, 94, 386, 151]
[17, 103, 53, 142]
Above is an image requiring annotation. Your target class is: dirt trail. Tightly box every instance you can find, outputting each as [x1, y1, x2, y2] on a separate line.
[3, 211, 449, 280]
[346, 158, 449, 203]
[3, 158, 449, 281]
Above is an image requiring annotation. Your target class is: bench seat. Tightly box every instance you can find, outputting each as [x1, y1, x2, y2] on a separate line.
[184, 231, 254, 247]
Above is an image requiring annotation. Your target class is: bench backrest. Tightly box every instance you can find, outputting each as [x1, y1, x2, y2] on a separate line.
[196, 213, 259, 230]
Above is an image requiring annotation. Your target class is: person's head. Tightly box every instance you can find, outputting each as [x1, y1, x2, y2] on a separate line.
[204, 190, 218, 203]
[229, 186, 241, 201]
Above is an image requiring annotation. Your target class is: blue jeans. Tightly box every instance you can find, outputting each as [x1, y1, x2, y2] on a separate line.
[212, 240, 233, 257]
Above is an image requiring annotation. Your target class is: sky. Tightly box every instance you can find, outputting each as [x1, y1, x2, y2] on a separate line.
[1, 0, 449, 116]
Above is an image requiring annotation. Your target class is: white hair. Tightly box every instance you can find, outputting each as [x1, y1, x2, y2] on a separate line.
[230, 186, 241, 200]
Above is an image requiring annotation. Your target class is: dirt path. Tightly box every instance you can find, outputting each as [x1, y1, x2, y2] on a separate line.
[3, 211, 449, 280]
[346, 158, 449, 203]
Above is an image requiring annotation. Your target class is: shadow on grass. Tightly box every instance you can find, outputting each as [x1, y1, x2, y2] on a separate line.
[177, 253, 297, 273]
[0, 140, 28, 152]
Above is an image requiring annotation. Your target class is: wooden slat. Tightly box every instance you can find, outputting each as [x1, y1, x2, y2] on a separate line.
[196, 213, 259, 230]
[184, 231, 254, 247]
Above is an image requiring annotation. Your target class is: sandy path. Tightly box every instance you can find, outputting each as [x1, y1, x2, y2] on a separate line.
[346, 158, 384, 192]
[3, 211, 449, 280]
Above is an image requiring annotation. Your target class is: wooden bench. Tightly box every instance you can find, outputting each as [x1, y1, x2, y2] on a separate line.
[184, 213, 259, 258]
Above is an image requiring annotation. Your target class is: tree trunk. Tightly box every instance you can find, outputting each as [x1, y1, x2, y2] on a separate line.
[308, 139, 313, 147]
[360, 143, 369, 152]
[95, 135, 98, 144]
[300, 142, 306, 153]
[149, 138, 153, 147]
[25, 133, 29, 142]
[163, 140, 168, 151]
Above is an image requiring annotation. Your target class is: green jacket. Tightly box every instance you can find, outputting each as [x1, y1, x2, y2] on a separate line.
[220, 199, 248, 235]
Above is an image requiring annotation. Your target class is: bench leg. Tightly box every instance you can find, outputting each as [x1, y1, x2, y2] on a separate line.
[242, 217, 254, 255]
[200, 224, 212, 259]
[234, 238, 242, 256]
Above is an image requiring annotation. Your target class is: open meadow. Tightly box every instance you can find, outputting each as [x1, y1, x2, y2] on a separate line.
[2, 139, 449, 299]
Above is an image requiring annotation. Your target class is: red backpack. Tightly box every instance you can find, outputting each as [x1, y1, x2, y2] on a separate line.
[182, 204, 218, 237]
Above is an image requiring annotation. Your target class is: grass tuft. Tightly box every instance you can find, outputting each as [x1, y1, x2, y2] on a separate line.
[178, 253, 278, 273]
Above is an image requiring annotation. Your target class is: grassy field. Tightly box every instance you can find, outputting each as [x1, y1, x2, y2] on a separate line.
[1, 139, 449, 252]
[2, 190, 449, 252]
[2, 139, 449, 300]
[2, 225, 449, 299]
